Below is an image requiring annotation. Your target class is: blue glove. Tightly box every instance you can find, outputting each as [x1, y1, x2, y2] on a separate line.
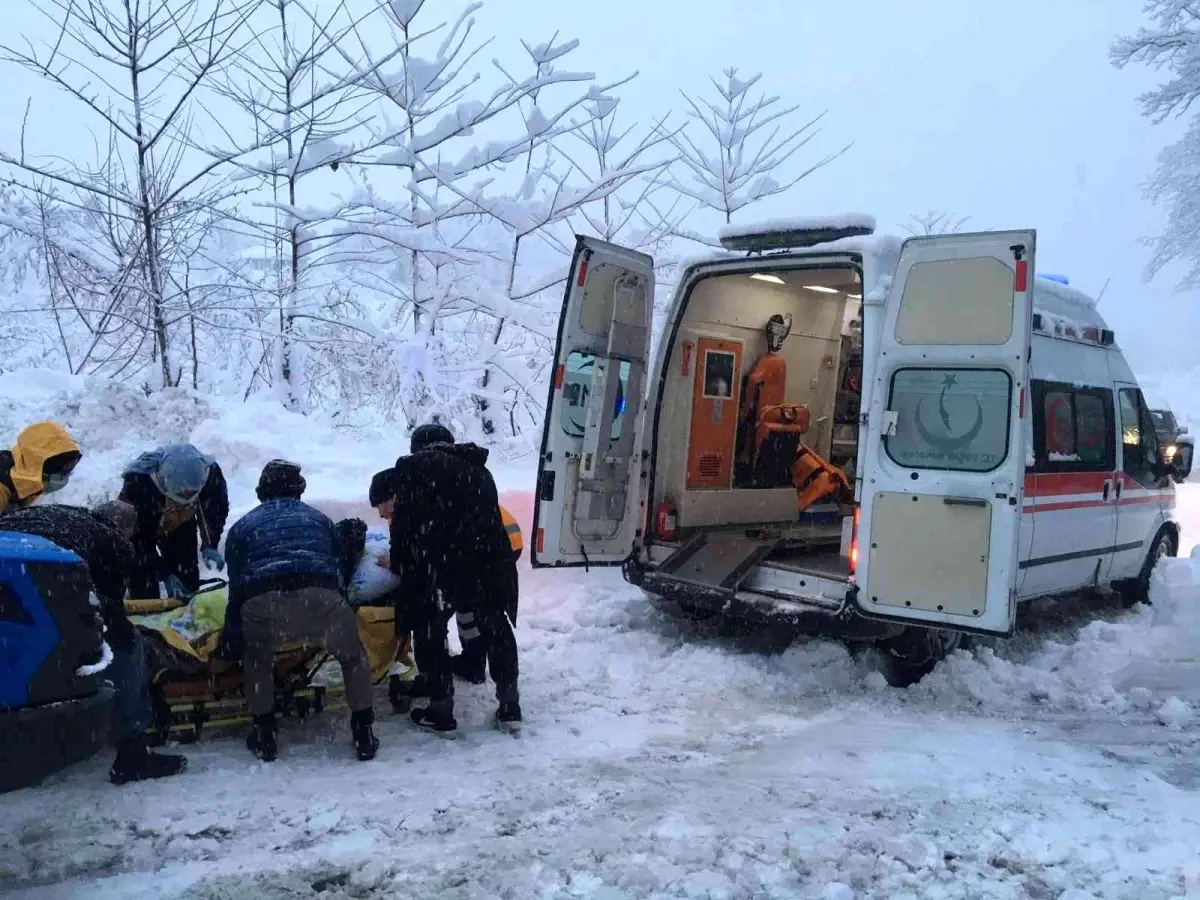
[163, 575, 188, 599]
[202, 548, 226, 571]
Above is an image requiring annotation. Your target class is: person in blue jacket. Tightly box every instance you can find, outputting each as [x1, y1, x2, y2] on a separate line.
[220, 460, 377, 763]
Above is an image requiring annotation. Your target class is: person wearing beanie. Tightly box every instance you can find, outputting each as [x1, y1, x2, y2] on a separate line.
[119, 443, 230, 599]
[387, 422, 522, 736]
[220, 459, 378, 762]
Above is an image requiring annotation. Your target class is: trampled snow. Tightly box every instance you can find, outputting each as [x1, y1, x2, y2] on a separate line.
[2, 372, 1200, 898]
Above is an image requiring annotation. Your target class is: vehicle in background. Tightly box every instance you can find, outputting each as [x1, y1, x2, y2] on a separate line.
[1150, 408, 1191, 483]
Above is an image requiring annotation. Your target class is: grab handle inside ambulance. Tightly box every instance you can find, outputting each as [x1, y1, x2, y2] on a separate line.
[942, 496, 988, 508]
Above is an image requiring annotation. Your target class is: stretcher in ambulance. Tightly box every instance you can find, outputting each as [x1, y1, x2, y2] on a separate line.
[531, 219, 1195, 683]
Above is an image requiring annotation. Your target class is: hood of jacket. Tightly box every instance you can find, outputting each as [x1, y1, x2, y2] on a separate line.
[402, 441, 490, 468]
[9, 422, 80, 501]
[123, 444, 214, 495]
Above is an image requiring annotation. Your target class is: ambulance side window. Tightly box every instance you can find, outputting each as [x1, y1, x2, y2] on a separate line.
[1030, 380, 1115, 473]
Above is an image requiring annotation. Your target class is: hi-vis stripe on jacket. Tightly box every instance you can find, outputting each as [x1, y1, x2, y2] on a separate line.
[500, 505, 522, 558]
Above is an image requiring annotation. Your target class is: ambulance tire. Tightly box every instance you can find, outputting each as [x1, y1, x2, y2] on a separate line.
[876, 627, 966, 688]
[1118, 527, 1177, 609]
[643, 591, 719, 621]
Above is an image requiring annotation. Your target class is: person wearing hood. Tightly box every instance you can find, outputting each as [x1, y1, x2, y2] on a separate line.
[387, 423, 521, 736]
[221, 460, 378, 762]
[119, 443, 230, 599]
[0, 499, 188, 784]
[0, 422, 82, 515]
[370, 466, 522, 688]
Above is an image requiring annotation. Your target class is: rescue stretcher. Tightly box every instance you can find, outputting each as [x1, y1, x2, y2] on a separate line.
[125, 580, 415, 745]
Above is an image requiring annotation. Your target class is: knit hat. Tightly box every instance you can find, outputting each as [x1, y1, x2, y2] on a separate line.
[368, 469, 397, 507]
[410, 423, 454, 454]
[256, 459, 306, 501]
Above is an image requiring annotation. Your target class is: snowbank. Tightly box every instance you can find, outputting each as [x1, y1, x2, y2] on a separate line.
[0, 369, 536, 533]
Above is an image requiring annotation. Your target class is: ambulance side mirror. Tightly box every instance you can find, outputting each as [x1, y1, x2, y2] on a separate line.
[1171, 439, 1194, 481]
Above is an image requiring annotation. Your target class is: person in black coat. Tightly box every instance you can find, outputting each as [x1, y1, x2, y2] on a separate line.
[0, 501, 188, 784]
[388, 424, 521, 736]
[119, 443, 229, 599]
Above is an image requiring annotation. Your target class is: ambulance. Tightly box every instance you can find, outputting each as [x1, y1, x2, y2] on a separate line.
[530, 218, 1195, 683]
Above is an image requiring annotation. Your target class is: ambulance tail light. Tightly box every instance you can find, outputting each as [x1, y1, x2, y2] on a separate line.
[847, 507, 860, 576]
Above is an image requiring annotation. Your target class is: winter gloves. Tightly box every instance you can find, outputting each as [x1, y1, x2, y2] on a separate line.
[163, 575, 188, 599]
[202, 547, 225, 571]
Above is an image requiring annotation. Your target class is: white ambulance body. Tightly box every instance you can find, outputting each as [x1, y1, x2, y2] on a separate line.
[531, 219, 1194, 682]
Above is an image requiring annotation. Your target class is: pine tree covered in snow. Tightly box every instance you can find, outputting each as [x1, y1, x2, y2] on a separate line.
[665, 67, 850, 234]
[1113, 2, 1200, 287]
[902, 211, 971, 236]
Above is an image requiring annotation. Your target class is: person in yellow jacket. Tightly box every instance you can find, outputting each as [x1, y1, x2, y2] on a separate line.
[0, 422, 82, 516]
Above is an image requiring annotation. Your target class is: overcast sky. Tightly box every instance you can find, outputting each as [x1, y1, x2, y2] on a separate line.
[470, 0, 1188, 372]
[0, 0, 1189, 375]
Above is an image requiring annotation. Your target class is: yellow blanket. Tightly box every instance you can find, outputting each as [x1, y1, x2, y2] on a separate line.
[126, 590, 414, 683]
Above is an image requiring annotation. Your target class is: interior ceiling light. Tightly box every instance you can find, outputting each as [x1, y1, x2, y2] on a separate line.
[847, 293, 862, 299]
[749, 273, 785, 284]
[804, 284, 839, 294]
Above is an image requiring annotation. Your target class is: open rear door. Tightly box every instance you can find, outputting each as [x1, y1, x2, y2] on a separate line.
[855, 230, 1035, 636]
[532, 236, 654, 568]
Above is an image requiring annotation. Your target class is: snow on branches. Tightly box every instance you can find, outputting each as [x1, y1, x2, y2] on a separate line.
[1113, 1, 1200, 286]
[666, 67, 850, 228]
[0, 3, 848, 443]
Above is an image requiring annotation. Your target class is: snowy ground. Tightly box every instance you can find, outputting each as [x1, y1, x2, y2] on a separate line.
[2, 372, 1200, 899]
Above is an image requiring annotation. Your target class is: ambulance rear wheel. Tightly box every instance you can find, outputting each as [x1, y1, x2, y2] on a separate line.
[1119, 527, 1177, 608]
[876, 627, 965, 688]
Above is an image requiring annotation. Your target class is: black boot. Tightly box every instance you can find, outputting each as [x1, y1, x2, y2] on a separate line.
[350, 709, 380, 761]
[495, 685, 522, 734]
[388, 674, 428, 714]
[246, 713, 277, 762]
[452, 652, 486, 685]
[109, 735, 188, 785]
[410, 697, 457, 737]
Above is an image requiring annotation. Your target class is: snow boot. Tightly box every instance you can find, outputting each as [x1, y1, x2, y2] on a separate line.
[351, 709, 380, 761]
[389, 674, 430, 713]
[246, 713, 278, 762]
[496, 701, 523, 734]
[495, 684, 522, 734]
[109, 736, 188, 785]
[410, 698, 457, 738]
[452, 652, 486, 685]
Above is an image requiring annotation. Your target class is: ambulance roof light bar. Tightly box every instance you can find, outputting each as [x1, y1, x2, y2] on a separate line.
[718, 215, 876, 254]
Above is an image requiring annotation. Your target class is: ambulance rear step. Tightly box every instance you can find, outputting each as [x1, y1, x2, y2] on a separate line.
[643, 532, 779, 599]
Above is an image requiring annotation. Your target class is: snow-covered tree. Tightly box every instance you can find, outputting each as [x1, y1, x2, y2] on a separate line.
[902, 211, 971, 236]
[1112, 3, 1200, 285]
[665, 67, 850, 231]
[344, 7, 628, 434]
[215, 0, 405, 409]
[0, 0, 266, 388]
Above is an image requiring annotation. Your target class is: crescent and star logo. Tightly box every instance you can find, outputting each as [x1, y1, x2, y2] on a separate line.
[914, 373, 984, 451]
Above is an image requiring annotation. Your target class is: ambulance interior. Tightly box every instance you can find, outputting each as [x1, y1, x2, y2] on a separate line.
[651, 264, 864, 579]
